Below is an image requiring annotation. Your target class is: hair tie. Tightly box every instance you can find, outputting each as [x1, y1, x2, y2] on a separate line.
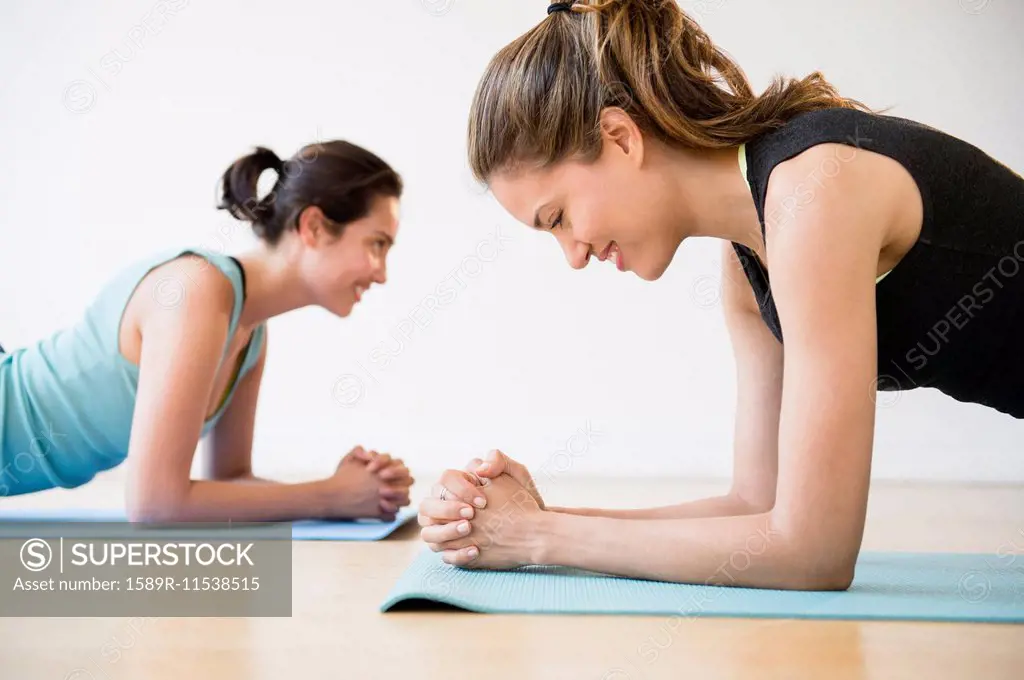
[547, 2, 574, 15]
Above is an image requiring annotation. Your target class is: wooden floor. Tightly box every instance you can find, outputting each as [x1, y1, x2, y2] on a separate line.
[1, 471, 1022, 679]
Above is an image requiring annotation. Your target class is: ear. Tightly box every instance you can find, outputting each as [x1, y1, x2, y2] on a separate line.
[598, 107, 644, 167]
[296, 205, 328, 248]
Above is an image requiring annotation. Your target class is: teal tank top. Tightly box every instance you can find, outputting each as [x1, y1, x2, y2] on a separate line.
[0, 248, 266, 497]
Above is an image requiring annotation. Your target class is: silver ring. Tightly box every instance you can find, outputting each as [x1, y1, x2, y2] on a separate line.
[439, 487, 448, 501]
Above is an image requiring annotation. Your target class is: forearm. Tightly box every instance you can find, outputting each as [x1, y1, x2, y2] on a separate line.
[214, 472, 279, 485]
[128, 478, 330, 523]
[530, 511, 852, 591]
[547, 493, 761, 520]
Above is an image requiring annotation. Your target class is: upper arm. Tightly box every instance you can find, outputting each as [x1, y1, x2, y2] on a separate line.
[123, 257, 237, 520]
[203, 326, 268, 480]
[721, 241, 784, 512]
[764, 144, 894, 577]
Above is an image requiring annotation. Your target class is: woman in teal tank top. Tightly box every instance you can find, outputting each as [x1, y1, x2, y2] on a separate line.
[0, 140, 414, 523]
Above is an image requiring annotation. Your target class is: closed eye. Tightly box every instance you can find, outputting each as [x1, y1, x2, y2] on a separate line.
[549, 210, 564, 231]
[372, 231, 394, 252]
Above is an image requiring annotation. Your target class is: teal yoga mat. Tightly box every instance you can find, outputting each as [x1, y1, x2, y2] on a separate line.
[381, 549, 1024, 622]
[0, 506, 416, 541]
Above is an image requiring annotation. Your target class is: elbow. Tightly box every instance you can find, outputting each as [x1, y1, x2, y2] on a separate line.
[126, 502, 180, 525]
[125, 490, 189, 524]
[826, 567, 855, 591]
[766, 516, 858, 591]
[788, 559, 855, 591]
[783, 539, 858, 591]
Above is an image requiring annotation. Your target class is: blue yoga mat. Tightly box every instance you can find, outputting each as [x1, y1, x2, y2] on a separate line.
[0, 506, 416, 541]
[380, 549, 1024, 622]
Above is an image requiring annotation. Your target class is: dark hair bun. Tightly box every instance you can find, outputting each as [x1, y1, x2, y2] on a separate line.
[218, 146, 284, 235]
[217, 141, 402, 245]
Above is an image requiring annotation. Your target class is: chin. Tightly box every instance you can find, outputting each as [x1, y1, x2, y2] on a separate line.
[633, 260, 669, 282]
[638, 247, 680, 281]
[324, 300, 355, 318]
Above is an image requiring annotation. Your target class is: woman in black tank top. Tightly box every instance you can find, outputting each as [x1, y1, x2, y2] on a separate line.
[416, 1, 1023, 589]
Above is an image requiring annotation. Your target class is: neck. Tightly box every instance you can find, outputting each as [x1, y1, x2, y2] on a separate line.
[664, 143, 765, 257]
[233, 239, 314, 328]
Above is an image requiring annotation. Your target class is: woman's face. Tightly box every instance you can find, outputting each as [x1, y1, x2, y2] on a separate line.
[488, 115, 684, 281]
[300, 194, 399, 317]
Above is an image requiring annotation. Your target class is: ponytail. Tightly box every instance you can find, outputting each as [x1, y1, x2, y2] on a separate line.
[217, 141, 403, 245]
[468, 0, 872, 182]
[219, 146, 284, 240]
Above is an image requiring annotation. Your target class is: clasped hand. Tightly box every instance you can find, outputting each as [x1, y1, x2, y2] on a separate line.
[324, 446, 414, 520]
[417, 449, 545, 569]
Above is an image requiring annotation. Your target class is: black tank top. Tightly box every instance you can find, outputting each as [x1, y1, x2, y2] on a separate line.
[733, 108, 1024, 418]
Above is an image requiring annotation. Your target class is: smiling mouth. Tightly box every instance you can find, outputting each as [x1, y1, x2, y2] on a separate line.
[596, 241, 624, 271]
[354, 284, 367, 301]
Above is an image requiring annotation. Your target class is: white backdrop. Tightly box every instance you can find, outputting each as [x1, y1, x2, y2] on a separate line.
[1, 0, 1022, 484]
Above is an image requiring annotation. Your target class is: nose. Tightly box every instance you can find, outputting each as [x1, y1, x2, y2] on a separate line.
[561, 238, 591, 270]
[372, 259, 387, 285]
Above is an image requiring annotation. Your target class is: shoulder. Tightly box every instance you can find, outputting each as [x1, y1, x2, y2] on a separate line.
[761, 145, 894, 344]
[762, 141, 914, 256]
[134, 253, 238, 334]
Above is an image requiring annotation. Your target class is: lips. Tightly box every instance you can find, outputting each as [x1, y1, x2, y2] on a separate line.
[596, 241, 624, 271]
[354, 284, 367, 302]
[609, 243, 624, 271]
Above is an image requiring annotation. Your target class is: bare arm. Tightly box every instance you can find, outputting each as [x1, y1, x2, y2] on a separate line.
[449, 144, 897, 589]
[200, 325, 276, 484]
[531, 144, 887, 588]
[123, 260, 331, 523]
[543, 242, 784, 520]
[545, 497, 754, 519]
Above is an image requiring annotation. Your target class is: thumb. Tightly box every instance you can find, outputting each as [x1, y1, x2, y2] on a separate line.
[481, 450, 542, 503]
[347, 446, 373, 463]
[473, 449, 509, 479]
[475, 449, 534, 489]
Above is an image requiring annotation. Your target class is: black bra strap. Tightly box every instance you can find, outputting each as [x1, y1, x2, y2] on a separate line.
[228, 256, 247, 302]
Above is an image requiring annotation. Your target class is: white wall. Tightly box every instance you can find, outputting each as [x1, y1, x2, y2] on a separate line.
[1, 0, 1022, 484]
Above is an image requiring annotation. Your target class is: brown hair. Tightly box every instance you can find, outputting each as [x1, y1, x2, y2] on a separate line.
[219, 140, 403, 245]
[467, 0, 873, 182]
